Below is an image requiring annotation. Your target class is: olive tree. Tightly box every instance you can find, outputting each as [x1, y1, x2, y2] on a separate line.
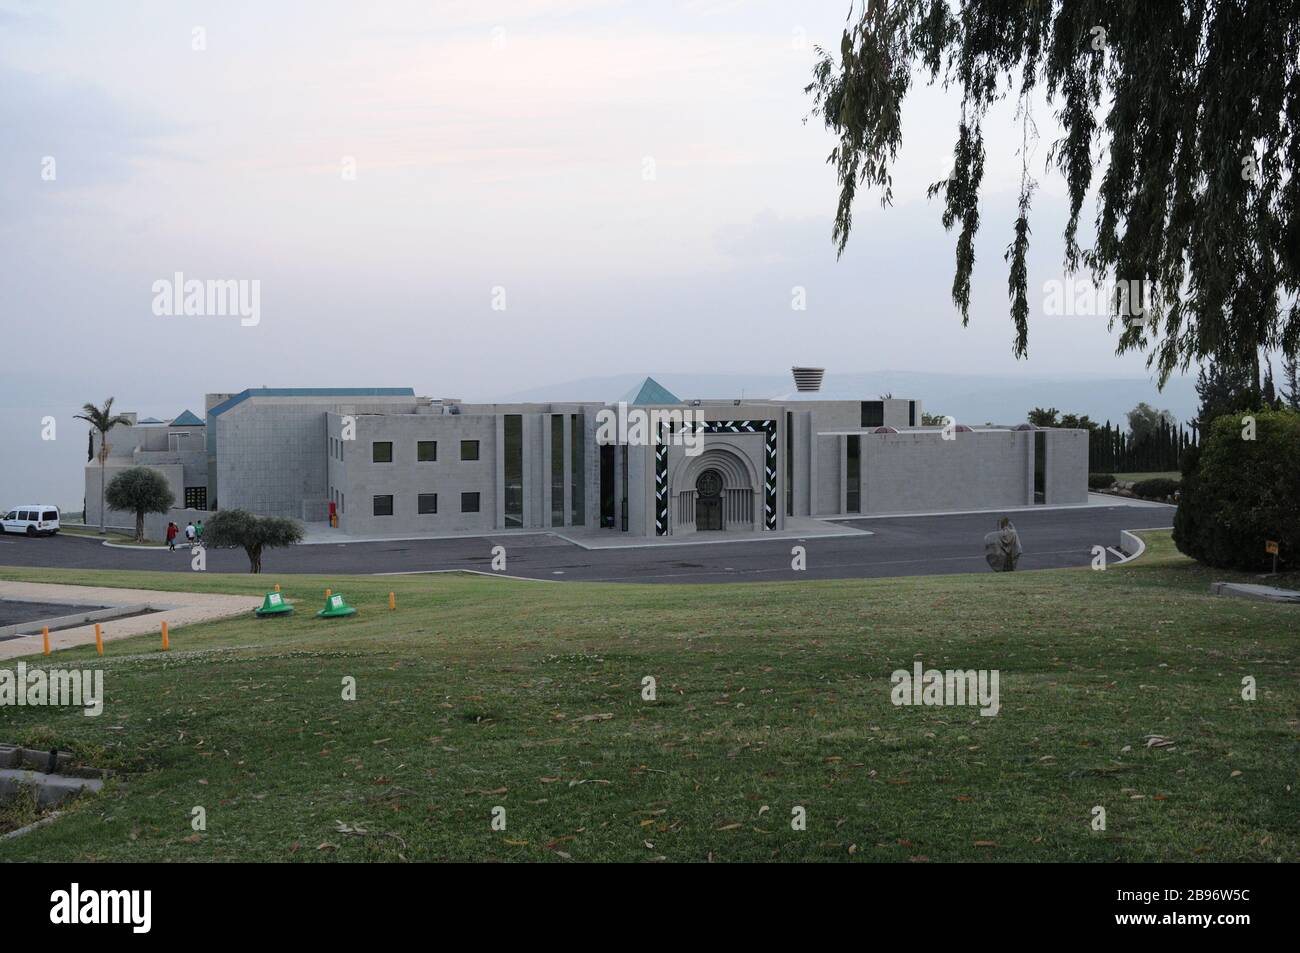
[104, 466, 175, 542]
[202, 508, 304, 573]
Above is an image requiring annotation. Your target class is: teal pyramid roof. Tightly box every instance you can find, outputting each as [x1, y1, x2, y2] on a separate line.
[620, 376, 681, 405]
[171, 409, 204, 426]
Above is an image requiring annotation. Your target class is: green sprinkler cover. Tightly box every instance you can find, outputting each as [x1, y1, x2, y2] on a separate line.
[255, 591, 294, 617]
[317, 592, 358, 618]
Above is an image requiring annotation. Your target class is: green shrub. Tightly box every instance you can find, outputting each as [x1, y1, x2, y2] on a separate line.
[1132, 477, 1180, 500]
[1088, 473, 1116, 489]
[1173, 409, 1300, 570]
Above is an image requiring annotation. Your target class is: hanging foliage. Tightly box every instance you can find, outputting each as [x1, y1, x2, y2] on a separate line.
[807, 0, 1300, 382]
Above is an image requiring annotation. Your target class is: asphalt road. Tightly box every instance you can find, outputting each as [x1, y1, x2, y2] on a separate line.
[0, 505, 1174, 584]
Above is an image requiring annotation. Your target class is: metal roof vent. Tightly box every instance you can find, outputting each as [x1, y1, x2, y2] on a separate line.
[791, 367, 825, 392]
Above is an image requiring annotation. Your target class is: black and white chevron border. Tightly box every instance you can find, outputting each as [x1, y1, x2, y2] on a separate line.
[654, 419, 777, 534]
[654, 422, 670, 534]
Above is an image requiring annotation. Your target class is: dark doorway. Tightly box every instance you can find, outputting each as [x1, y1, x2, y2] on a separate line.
[695, 468, 723, 530]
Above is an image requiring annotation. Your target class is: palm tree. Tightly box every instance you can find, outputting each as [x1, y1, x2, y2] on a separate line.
[74, 398, 133, 533]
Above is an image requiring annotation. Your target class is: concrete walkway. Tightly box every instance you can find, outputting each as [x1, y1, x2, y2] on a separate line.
[0, 582, 261, 660]
[298, 516, 871, 549]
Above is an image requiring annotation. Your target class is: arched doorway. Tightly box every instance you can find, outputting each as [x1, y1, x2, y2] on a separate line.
[695, 468, 724, 530]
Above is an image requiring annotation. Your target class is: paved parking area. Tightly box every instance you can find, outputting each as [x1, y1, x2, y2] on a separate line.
[0, 504, 1175, 584]
[0, 581, 262, 659]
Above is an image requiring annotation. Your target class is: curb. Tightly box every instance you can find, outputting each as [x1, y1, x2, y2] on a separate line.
[1110, 526, 1171, 565]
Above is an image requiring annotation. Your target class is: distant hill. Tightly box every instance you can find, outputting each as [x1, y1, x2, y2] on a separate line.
[497, 370, 1198, 428]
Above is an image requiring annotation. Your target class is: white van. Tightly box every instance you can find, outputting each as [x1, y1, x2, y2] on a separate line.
[0, 505, 61, 537]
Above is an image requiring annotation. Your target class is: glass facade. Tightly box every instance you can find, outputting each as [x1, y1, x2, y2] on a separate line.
[846, 435, 861, 513]
[1034, 430, 1046, 503]
[785, 411, 793, 516]
[504, 414, 523, 527]
[551, 414, 564, 527]
[620, 445, 628, 531]
[570, 413, 585, 526]
[860, 401, 884, 428]
[600, 445, 615, 527]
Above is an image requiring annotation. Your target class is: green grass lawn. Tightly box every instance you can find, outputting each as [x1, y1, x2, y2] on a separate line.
[0, 532, 1295, 862]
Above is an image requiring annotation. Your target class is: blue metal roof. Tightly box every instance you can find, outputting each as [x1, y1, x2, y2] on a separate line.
[170, 409, 204, 426]
[207, 387, 415, 418]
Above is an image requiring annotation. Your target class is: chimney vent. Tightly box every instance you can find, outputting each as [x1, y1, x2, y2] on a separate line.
[791, 367, 825, 392]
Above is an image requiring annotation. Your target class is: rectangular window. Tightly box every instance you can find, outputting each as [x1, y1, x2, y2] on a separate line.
[417, 440, 437, 462]
[461, 491, 480, 513]
[42, 510, 58, 521]
[460, 439, 479, 461]
[184, 487, 207, 510]
[373, 495, 394, 516]
[861, 401, 884, 428]
[846, 435, 861, 514]
[418, 493, 438, 515]
[372, 441, 393, 463]
[504, 415, 523, 528]
[570, 413, 585, 526]
[908, 401, 917, 428]
[551, 414, 564, 527]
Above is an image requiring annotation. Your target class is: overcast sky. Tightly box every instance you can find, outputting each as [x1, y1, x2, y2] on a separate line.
[1, 0, 1197, 506]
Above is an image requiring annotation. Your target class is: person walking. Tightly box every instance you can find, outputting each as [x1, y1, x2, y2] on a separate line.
[166, 521, 178, 551]
[184, 521, 196, 546]
[195, 519, 204, 543]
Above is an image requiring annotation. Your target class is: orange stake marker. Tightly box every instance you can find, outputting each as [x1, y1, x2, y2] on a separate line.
[389, 591, 395, 610]
[42, 626, 50, 656]
[161, 620, 170, 652]
[274, 583, 281, 593]
[95, 623, 104, 656]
